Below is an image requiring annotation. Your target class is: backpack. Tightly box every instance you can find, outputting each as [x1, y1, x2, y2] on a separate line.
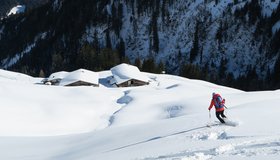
[213, 94, 224, 109]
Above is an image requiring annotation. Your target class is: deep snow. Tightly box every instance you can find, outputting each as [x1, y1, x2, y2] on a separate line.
[0, 69, 280, 160]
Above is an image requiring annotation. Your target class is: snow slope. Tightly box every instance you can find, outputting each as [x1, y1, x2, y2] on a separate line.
[1, 69, 280, 159]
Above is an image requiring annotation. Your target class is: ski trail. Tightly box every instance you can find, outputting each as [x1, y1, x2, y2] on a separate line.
[106, 119, 237, 153]
[145, 136, 280, 160]
[104, 125, 216, 153]
[109, 90, 132, 126]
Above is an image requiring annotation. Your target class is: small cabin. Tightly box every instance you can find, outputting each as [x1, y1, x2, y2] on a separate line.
[59, 69, 99, 87]
[110, 63, 150, 87]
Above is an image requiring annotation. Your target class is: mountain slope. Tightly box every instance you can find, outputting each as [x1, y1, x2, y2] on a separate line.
[1, 0, 280, 90]
[0, 0, 48, 18]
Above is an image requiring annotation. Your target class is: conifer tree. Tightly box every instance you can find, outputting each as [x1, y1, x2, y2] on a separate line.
[39, 69, 45, 78]
[149, 11, 159, 54]
[190, 23, 199, 63]
[134, 58, 142, 70]
[106, 29, 112, 49]
[157, 61, 165, 74]
[273, 55, 280, 86]
[142, 58, 156, 72]
[118, 38, 126, 61]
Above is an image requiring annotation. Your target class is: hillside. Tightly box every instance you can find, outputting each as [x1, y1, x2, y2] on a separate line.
[0, 69, 280, 159]
[1, 0, 280, 90]
[0, 0, 48, 18]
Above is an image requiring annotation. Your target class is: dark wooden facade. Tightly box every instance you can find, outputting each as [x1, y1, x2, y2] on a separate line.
[65, 81, 99, 87]
[117, 79, 149, 87]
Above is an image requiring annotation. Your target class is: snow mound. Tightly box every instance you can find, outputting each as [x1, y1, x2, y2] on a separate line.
[224, 119, 240, 127]
[215, 144, 235, 154]
[192, 130, 228, 140]
[0, 69, 35, 83]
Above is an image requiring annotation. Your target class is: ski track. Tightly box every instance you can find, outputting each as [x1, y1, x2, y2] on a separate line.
[109, 90, 131, 126]
[144, 139, 280, 160]
[105, 125, 212, 153]
[142, 126, 280, 160]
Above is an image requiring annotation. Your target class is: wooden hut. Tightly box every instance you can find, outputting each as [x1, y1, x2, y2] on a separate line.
[59, 69, 99, 87]
[110, 63, 150, 87]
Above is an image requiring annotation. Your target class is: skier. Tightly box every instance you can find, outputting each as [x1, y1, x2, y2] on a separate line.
[208, 92, 227, 123]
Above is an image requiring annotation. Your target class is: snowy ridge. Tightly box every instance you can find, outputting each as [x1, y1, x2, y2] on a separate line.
[7, 5, 26, 16]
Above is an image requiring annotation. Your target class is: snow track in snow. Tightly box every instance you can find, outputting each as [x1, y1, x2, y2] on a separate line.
[148, 134, 280, 160]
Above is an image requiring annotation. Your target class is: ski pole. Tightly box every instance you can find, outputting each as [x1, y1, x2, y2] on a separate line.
[224, 105, 228, 109]
[224, 105, 228, 117]
[207, 110, 212, 126]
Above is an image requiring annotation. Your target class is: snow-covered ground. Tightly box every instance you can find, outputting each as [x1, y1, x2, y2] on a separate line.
[0, 69, 280, 160]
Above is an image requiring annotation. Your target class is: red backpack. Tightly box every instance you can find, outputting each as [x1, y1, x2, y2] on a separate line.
[213, 94, 224, 109]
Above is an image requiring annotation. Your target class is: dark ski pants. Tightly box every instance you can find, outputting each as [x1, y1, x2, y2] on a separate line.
[216, 110, 227, 123]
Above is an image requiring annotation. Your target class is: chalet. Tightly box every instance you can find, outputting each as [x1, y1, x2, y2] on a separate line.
[110, 63, 150, 87]
[59, 69, 99, 87]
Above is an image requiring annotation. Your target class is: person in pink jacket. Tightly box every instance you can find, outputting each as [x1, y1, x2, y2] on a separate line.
[208, 92, 227, 123]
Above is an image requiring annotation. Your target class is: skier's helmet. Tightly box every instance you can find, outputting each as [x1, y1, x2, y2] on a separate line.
[212, 92, 216, 97]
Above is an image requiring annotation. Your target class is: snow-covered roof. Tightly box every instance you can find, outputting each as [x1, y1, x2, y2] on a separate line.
[59, 69, 99, 86]
[110, 63, 150, 85]
[7, 5, 26, 16]
[48, 71, 69, 81]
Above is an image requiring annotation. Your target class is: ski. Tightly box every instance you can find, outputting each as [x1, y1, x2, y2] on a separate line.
[214, 120, 239, 127]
